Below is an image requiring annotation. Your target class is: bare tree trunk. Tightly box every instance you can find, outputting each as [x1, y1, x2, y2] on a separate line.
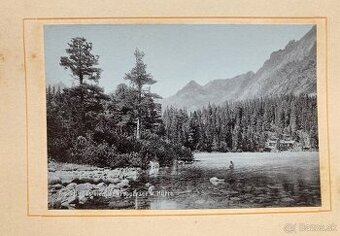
[79, 74, 86, 136]
[136, 117, 141, 139]
[136, 83, 142, 139]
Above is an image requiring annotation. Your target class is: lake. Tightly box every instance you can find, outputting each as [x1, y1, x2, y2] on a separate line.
[131, 152, 321, 210]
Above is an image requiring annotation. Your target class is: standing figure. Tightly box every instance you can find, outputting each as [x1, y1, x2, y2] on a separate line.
[229, 161, 234, 170]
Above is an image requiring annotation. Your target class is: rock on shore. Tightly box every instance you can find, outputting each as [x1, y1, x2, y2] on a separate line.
[48, 160, 142, 209]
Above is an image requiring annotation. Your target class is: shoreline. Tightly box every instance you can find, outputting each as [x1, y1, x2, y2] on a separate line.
[48, 160, 144, 209]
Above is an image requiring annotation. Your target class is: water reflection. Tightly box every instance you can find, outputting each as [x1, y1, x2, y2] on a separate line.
[143, 152, 321, 209]
[80, 152, 321, 209]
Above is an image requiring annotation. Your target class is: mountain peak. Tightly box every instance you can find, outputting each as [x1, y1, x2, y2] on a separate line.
[187, 80, 201, 87]
[174, 80, 204, 97]
[180, 80, 201, 91]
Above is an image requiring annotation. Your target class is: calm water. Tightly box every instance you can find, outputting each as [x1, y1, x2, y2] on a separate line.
[137, 152, 321, 209]
[82, 152, 321, 209]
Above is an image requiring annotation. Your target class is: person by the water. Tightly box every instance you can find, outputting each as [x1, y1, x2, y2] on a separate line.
[229, 161, 234, 170]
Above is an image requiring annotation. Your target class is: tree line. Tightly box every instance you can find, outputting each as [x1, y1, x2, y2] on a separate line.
[162, 95, 318, 152]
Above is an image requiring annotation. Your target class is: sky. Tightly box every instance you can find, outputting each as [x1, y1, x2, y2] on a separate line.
[44, 24, 313, 98]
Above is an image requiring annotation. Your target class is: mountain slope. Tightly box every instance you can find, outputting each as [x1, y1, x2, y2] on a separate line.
[162, 26, 316, 110]
[161, 72, 254, 111]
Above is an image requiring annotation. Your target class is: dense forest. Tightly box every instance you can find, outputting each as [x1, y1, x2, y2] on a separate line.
[47, 37, 318, 169]
[162, 95, 318, 152]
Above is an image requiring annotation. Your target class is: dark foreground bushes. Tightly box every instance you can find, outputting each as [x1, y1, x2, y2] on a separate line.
[139, 133, 193, 166]
[48, 134, 193, 169]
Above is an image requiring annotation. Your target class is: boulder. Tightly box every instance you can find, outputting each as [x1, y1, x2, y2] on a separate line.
[113, 178, 121, 184]
[57, 187, 78, 209]
[66, 182, 77, 189]
[125, 171, 139, 181]
[48, 176, 61, 185]
[101, 184, 126, 198]
[75, 183, 96, 198]
[92, 178, 101, 184]
[117, 179, 129, 188]
[50, 184, 63, 190]
[210, 177, 225, 186]
[106, 177, 120, 184]
[60, 176, 73, 185]
[78, 195, 88, 205]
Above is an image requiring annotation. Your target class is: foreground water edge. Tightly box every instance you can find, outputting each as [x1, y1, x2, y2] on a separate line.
[48, 151, 321, 210]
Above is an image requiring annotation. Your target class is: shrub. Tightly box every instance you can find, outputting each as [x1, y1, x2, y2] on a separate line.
[106, 152, 148, 169]
[68, 136, 117, 167]
[92, 142, 117, 167]
[128, 152, 148, 168]
[69, 136, 92, 164]
[113, 135, 143, 154]
[51, 133, 194, 169]
[172, 144, 194, 162]
[107, 153, 129, 168]
[138, 137, 193, 166]
[47, 135, 73, 162]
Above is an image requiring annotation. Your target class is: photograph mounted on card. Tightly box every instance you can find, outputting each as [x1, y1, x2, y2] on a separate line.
[23, 17, 330, 216]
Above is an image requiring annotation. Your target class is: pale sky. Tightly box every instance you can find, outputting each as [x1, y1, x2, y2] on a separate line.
[44, 24, 313, 98]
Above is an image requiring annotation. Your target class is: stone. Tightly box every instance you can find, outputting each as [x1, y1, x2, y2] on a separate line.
[117, 179, 129, 188]
[61, 201, 70, 208]
[210, 177, 225, 186]
[78, 195, 88, 204]
[107, 177, 120, 184]
[97, 182, 106, 188]
[92, 178, 101, 184]
[66, 182, 77, 189]
[60, 176, 73, 185]
[48, 176, 61, 185]
[75, 183, 95, 195]
[57, 187, 78, 209]
[78, 177, 93, 184]
[111, 189, 122, 197]
[50, 184, 63, 190]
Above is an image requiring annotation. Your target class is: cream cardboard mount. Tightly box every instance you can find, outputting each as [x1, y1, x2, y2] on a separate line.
[23, 17, 330, 217]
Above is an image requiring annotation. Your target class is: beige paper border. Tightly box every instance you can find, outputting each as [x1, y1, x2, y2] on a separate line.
[23, 17, 330, 217]
[2, 0, 340, 234]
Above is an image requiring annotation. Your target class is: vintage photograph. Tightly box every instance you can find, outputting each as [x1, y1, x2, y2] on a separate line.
[45, 24, 320, 210]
